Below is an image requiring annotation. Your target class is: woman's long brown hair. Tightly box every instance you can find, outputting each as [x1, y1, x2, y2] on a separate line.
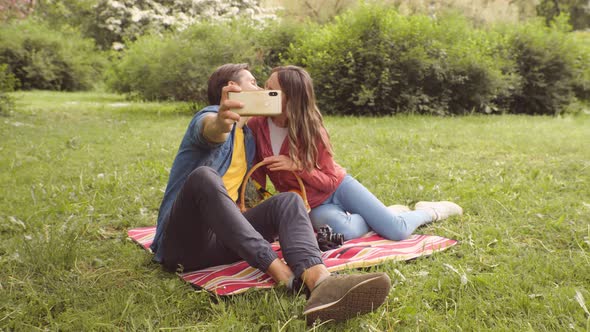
[272, 66, 333, 171]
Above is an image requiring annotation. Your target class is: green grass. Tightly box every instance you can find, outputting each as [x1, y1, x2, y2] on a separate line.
[1, 91, 589, 331]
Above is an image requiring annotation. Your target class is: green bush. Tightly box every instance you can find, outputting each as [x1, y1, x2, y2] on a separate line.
[107, 20, 267, 101]
[502, 16, 587, 115]
[104, 5, 590, 114]
[0, 63, 18, 116]
[107, 19, 307, 102]
[0, 19, 106, 91]
[571, 31, 590, 101]
[285, 5, 510, 115]
[419, 13, 515, 115]
[249, 19, 308, 81]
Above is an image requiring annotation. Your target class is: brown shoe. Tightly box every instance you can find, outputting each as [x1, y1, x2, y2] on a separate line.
[303, 272, 391, 325]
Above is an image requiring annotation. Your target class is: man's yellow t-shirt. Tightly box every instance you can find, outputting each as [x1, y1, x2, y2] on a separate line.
[222, 128, 247, 202]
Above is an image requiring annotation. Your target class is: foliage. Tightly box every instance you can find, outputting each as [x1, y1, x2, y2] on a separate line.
[536, 0, 590, 30]
[571, 31, 590, 102]
[0, 63, 17, 115]
[31, 0, 97, 28]
[106, 20, 262, 101]
[501, 15, 588, 115]
[0, 0, 35, 20]
[3, 1, 589, 115]
[103, 3, 590, 114]
[91, 0, 275, 49]
[271, 0, 357, 23]
[3, 0, 276, 50]
[248, 18, 308, 79]
[29, 0, 99, 45]
[270, 0, 538, 26]
[286, 5, 511, 115]
[0, 19, 106, 91]
[0, 63, 18, 91]
[106, 17, 306, 101]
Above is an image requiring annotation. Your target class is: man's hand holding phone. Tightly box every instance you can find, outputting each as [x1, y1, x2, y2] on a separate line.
[203, 85, 244, 143]
[228, 90, 282, 117]
[217, 85, 244, 131]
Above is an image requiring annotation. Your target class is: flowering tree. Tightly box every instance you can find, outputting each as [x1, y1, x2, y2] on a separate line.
[0, 0, 35, 20]
[93, 0, 275, 49]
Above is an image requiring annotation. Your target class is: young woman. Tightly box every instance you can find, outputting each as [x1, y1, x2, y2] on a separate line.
[248, 65, 462, 241]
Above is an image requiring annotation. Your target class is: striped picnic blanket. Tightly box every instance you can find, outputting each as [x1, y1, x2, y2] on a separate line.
[128, 226, 457, 296]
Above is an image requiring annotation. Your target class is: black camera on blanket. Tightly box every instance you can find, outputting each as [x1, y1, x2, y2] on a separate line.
[316, 225, 344, 251]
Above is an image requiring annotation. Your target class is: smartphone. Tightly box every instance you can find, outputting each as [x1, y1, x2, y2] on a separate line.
[228, 90, 282, 116]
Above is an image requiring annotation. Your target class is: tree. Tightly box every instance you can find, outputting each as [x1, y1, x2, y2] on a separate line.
[536, 0, 590, 30]
[92, 0, 275, 49]
[0, 0, 36, 21]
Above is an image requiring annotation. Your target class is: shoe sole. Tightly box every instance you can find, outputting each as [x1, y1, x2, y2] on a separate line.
[303, 275, 391, 325]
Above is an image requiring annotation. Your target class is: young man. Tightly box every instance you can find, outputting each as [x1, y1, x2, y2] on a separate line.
[150, 63, 391, 324]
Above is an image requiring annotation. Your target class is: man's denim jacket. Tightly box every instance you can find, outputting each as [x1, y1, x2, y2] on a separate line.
[150, 105, 256, 261]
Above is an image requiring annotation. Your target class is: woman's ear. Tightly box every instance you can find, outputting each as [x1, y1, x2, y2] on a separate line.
[228, 81, 238, 86]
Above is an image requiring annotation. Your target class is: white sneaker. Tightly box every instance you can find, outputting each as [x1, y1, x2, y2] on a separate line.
[415, 201, 463, 221]
[387, 204, 411, 214]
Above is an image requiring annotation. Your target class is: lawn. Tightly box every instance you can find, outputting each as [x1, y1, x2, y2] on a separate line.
[1, 91, 589, 331]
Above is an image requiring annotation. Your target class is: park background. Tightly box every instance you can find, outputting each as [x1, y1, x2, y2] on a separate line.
[1, 0, 589, 330]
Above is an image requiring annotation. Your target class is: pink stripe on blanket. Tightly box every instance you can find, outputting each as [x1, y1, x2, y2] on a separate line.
[128, 226, 457, 295]
[127, 226, 155, 251]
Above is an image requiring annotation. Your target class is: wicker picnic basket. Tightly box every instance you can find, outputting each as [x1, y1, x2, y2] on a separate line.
[238, 161, 310, 213]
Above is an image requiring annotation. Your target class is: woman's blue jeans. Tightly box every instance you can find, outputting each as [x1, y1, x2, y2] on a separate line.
[309, 175, 432, 241]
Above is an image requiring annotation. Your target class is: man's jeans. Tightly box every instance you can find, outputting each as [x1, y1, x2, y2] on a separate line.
[159, 166, 323, 278]
[309, 175, 432, 241]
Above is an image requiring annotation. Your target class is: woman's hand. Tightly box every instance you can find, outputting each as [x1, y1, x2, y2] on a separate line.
[263, 155, 301, 172]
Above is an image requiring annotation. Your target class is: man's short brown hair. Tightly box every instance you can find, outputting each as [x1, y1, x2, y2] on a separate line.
[207, 63, 249, 105]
